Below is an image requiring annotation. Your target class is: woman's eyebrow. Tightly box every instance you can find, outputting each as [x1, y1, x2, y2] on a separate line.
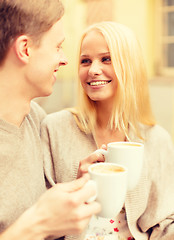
[80, 52, 110, 57]
[80, 54, 89, 57]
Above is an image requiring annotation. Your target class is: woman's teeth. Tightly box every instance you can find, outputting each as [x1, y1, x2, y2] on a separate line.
[88, 81, 111, 86]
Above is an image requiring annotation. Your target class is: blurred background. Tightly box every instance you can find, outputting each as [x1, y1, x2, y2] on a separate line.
[35, 0, 174, 141]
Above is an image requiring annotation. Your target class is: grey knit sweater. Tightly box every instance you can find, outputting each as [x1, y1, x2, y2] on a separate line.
[0, 101, 47, 233]
[41, 109, 174, 240]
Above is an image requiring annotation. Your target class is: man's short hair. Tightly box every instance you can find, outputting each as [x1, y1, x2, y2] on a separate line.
[0, 0, 64, 65]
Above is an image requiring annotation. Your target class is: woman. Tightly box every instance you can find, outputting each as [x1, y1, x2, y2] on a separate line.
[41, 21, 174, 240]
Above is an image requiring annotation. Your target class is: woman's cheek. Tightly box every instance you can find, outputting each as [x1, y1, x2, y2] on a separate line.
[79, 69, 88, 83]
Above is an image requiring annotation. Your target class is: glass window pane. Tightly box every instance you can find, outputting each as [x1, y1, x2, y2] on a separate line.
[163, 44, 167, 67]
[167, 43, 174, 67]
[163, 0, 174, 6]
[163, 14, 168, 36]
[168, 12, 174, 35]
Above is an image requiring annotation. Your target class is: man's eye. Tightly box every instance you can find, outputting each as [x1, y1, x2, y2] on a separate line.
[80, 59, 91, 64]
[102, 56, 111, 62]
[57, 46, 62, 51]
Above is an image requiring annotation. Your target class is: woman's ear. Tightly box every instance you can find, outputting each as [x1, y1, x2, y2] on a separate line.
[13, 35, 31, 64]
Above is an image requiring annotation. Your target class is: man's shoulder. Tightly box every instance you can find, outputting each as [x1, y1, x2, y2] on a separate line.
[29, 101, 47, 122]
[24, 101, 47, 132]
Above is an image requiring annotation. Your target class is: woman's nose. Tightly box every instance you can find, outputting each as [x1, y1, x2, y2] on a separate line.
[88, 61, 102, 77]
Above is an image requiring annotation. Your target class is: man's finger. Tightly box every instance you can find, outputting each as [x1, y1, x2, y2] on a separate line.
[70, 179, 98, 204]
[55, 174, 89, 193]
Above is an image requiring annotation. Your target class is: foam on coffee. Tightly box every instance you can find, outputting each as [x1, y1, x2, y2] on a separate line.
[110, 142, 141, 147]
[91, 164, 125, 174]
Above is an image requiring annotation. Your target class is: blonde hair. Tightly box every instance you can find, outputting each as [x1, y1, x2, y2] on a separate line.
[71, 21, 155, 139]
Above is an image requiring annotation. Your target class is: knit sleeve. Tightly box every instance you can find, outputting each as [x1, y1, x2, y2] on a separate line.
[41, 117, 57, 187]
[150, 215, 174, 240]
[41, 110, 80, 186]
[149, 131, 174, 239]
[139, 125, 174, 239]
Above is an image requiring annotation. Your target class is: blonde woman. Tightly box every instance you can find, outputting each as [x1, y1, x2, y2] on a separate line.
[41, 21, 174, 240]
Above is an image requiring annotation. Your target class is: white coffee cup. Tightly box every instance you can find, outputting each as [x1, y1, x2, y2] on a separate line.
[88, 162, 127, 218]
[96, 142, 144, 191]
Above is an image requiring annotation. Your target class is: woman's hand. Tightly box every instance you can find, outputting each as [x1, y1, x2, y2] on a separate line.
[77, 145, 106, 178]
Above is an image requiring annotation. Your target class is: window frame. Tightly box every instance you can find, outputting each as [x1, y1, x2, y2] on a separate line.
[155, 0, 174, 76]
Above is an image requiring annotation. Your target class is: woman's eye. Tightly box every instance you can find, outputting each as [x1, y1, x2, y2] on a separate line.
[80, 58, 91, 64]
[102, 56, 111, 62]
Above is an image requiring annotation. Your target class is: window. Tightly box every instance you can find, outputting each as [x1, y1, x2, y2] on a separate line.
[157, 0, 174, 76]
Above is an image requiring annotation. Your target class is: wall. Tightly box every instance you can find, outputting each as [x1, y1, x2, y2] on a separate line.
[35, 0, 174, 142]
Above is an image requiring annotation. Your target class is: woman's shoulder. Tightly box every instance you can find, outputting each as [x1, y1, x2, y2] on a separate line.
[42, 109, 76, 128]
[140, 123, 173, 146]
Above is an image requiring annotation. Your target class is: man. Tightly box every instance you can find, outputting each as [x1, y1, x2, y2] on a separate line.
[0, 0, 103, 239]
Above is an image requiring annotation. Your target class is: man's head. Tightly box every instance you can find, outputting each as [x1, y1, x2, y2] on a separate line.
[0, 0, 64, 65]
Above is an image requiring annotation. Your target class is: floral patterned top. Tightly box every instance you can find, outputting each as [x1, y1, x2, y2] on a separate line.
[85, 207, 134, 240]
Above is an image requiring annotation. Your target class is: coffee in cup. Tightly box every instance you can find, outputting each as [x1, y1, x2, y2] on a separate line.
[90, 164, 125, 174]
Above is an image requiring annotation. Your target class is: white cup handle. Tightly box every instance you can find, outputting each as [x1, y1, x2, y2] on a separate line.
[95, 149, 108, 161]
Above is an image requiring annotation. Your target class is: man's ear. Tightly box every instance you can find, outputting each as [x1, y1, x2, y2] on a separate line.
[13, 35, 31, 64]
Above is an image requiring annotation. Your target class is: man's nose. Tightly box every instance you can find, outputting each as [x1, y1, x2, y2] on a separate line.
[59, 49, 68, 66]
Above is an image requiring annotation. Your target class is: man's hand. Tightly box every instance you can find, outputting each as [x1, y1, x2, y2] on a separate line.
[33, 175, 101, 238]
[0, 176, 101, 240]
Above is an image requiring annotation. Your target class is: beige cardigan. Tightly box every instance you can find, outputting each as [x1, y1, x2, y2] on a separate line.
[41, 110, 174, 240]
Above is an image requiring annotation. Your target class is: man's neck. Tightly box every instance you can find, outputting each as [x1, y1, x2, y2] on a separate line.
[0, 97, 31, 127]
[0, 63, 32, 127]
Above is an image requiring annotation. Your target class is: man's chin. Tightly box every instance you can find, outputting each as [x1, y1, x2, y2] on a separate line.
[43, 89, 53, 97]
[34, 88, 53, 99]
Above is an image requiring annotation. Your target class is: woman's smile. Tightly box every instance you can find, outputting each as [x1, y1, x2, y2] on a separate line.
[87, 80, 112, 86]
